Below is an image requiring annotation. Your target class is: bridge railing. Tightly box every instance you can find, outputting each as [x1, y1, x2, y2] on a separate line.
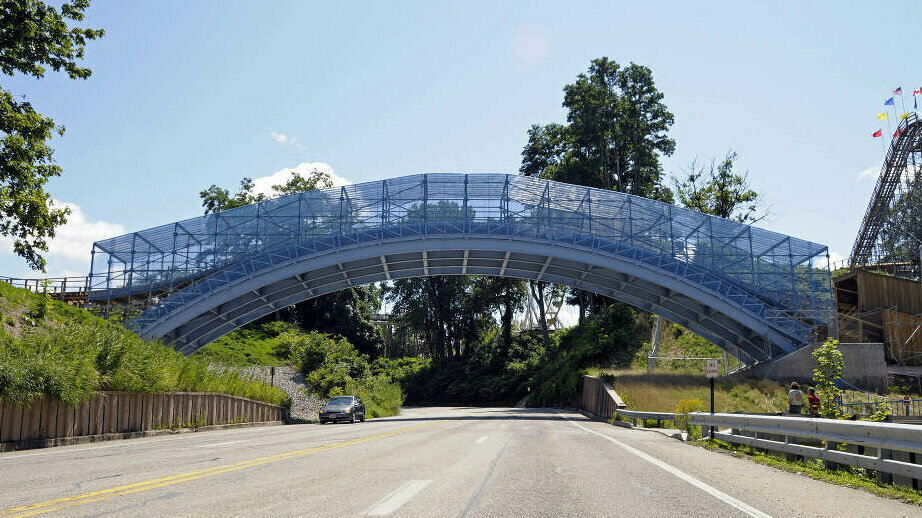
[0, 276, 89, 302]
[689, 412, 922, 482]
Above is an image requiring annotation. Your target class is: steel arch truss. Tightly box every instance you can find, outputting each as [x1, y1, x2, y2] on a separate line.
[89, 174, 835, 362]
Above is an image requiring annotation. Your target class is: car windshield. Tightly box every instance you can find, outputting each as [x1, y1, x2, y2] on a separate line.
[325, 397, 352, 406]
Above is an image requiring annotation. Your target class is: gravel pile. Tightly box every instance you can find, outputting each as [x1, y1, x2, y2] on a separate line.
[232, 365, 323, 422]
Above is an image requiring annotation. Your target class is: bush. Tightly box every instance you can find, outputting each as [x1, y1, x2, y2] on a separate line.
[345, 375, 403, 418]
[812, 338, 844, 419]
[675, 398, 703, 440]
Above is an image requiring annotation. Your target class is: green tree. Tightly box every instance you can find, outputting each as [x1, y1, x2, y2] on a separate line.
[811, 338, 844, 419]
[674, 151, 764, 223]
[521, 57, 676, 324]
[199, 166, 334, 214]
[876, 170, 922, 268]
[1, 0, 104, 270]
[521, 57, 675, 198]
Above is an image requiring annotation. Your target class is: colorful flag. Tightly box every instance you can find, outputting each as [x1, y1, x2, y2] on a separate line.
[894, 87, 902, 95]
[894, 128, 902, 138]
[900, 113, 909, 120]
[885, 97, 895, 106]
[877, 112, 888, 120]
[916, 96, 919, 110]
[873, 129, 882, 137]
[915, 88, 921, 96]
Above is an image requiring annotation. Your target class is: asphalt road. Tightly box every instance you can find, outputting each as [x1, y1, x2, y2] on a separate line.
[0, 407, 918, 517]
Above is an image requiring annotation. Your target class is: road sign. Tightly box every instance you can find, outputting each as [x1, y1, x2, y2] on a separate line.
[705, 359, 720, 378]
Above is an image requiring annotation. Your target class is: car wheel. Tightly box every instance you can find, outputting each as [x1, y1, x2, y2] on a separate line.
[360, 413, 365, 422]
[350, 414, 356, 424]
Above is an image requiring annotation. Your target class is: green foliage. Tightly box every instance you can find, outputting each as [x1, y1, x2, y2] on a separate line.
[193, 321, 297, 366]
[285, 286, 382, 356]
[674, 151, 764, 223]
[199, 166, 333, 214]
[674, 398, 703, 439]
[386, 275, 513, 360]
[701, 439, 922, 506]
[812, 338, 845, 419]
[1, 0, 104, 270]
[869, 406, 891, 422]
[344, 376, 402, 418]
[0, 284, 288, 407]
[521, 57, 675, 198]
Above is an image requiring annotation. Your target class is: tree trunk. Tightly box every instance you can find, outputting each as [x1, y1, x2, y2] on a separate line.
[530, 281, 551, 350]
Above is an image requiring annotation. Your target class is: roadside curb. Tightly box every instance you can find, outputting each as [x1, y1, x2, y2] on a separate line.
[0, 421, 284, 453]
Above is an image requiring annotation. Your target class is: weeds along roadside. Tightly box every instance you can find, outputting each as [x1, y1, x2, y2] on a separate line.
[0, 283, 289, 408]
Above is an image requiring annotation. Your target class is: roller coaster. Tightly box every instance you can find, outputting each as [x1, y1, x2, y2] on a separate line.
[850, 112, 922, 275]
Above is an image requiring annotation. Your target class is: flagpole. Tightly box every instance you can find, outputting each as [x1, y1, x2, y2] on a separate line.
[900, 93, 907, 115]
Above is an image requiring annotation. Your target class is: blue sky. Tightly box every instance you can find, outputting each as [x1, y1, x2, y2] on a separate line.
[2, 0, 921, 279]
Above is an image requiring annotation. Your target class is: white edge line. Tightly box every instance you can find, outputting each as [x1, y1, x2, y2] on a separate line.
[560, 414, 773, 518]
[365, 479, 432, 516]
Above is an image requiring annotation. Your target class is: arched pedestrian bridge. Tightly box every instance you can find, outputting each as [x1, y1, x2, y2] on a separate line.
[89, 174, 835, 363]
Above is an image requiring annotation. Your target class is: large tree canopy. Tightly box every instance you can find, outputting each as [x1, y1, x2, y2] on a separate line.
[0, 0, 104, 270]
[521, 57, 675, 199]
[521, 57, 675, 326]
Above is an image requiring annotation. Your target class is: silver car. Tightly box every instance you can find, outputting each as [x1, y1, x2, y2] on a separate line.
[318, 395, 366, 424]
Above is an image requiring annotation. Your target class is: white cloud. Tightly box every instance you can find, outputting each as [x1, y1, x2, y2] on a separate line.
[856, 163, 921, 183]
[0, 200, 126, 277]
[512, 23, 549, 65]
[828, 250, 847, 268]
[855, 164, 880, 182]
[270, 131, 305, 149]
[250, 162, 350, 198]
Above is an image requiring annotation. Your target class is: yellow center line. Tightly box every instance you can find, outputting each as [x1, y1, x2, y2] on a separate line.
[0, 421, 440, 517]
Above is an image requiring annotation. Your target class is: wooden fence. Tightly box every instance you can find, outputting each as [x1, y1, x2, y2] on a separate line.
[1, 392, 284, 445]
[580, 375, 626, 419]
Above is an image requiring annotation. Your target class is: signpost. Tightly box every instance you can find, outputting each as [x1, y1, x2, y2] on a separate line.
[705, 359, 719, 439]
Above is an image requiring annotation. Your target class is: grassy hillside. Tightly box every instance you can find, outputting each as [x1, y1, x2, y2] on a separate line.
[600, 369, 789, 414]
[0, 282, 289, 407]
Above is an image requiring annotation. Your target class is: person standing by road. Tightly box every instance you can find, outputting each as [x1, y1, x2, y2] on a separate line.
[807, 387, 820, 415]
[788, 382, 804, 414]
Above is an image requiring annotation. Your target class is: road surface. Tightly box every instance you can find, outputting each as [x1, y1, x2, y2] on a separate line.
[0, 407, 917, 517]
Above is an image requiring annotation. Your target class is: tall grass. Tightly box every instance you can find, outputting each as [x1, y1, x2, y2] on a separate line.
[603, 369, 788, 414]
[0, 290, 289, 407]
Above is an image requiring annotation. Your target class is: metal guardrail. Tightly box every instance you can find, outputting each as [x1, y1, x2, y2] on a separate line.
[616, 409, 677, 427]
[689, 412, 922, 480]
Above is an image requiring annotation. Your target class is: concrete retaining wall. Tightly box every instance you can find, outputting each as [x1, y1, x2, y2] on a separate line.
[1, 392, 284, 450]
[739, 343, 888, 392]
[580, 376, 626, 419]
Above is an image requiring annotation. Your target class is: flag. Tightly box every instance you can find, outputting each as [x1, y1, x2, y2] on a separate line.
[916, 96, 919, 110]
[901, 113, 909, 120]
[885, 97, 895, 106]
[915, 88, 921, 96]
[894, 87, 902, 95]
[877, 112, 888, 120]
[873, 129, 882, 137]
[894, 128, 902, 138]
